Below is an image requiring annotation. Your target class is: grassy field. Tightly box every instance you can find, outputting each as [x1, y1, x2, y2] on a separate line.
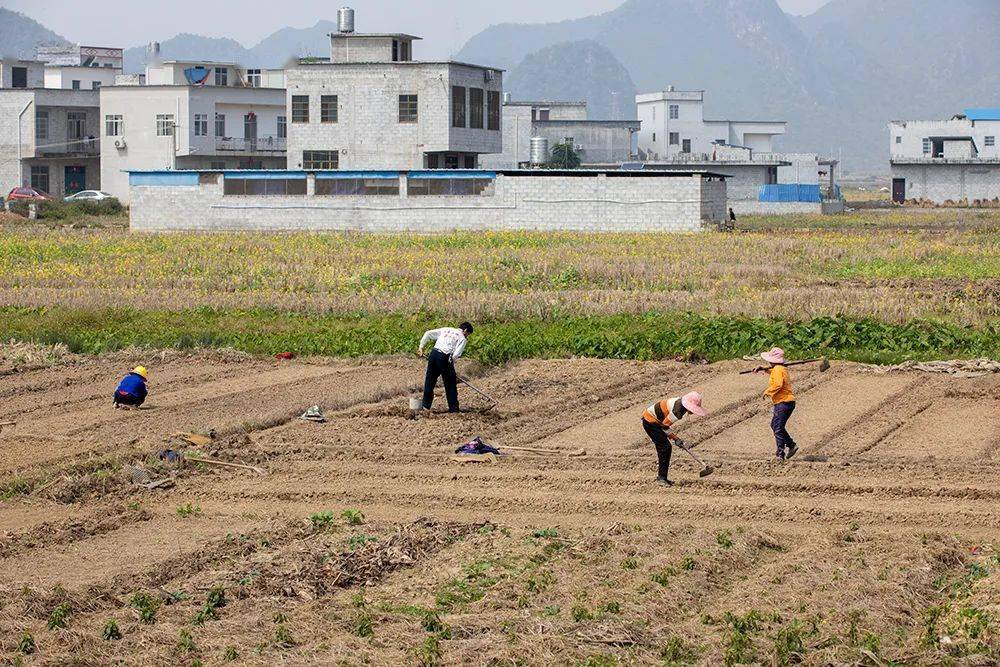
[0, 209, 997, 363]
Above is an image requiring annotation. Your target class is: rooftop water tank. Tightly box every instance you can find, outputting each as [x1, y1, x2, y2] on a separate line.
[338, 7, 355, 34]
[530, 137, 549, 168]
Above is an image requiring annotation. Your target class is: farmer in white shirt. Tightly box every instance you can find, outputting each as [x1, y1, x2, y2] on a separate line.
[418, 322, 474, 412]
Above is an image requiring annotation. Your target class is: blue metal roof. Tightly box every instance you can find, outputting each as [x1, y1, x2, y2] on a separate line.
[965, 108, 1000, 121]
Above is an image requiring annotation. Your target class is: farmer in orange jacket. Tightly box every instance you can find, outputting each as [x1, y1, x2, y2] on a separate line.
[755, 348, 798, 461]
[641, 392, 708, 487]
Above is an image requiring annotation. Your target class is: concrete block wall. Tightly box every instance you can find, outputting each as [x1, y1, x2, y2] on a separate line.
[892, 163, 1000, 203]
[129, 172, 723, 233]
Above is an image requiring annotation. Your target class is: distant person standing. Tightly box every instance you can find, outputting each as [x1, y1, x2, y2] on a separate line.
[725, 207, 737, 231]
[755, 348, 798, 461]
[114, 366, 149, 409]
[418, 322, 473, 413]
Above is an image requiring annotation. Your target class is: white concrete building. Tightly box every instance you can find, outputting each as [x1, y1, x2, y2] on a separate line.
[285, 10, 503, 170]
[890, 109, 1000, 204]
[0, 87, 102, 196]
[100, 61, 287, 201]
[480, 100, 639, 169]
[44, 66, 121, 91]
[36, 45, 124, 69]
[636, 88, 786, 159]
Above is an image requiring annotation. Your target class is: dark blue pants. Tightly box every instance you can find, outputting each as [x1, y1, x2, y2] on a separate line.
[422, 349, 459, 412]
[771, 401, 796, 456]
[113, 390, 143, 407]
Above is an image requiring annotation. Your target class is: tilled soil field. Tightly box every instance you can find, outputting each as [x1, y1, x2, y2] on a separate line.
[1, 354, 998, 665]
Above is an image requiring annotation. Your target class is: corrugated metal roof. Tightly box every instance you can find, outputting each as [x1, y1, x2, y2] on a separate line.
[965, 108, 1000, 121]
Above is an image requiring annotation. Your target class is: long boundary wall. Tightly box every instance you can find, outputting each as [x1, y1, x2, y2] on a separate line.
[891, 162, 1000, 204]
[128, 170, 726, 233]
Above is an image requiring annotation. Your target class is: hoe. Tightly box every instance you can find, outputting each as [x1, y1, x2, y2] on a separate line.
[739, 357, 831, 375]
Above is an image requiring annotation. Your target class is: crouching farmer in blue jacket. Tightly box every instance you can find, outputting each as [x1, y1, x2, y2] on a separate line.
[114, 366, 149, 409]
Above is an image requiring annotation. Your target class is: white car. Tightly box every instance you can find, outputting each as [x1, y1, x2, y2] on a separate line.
[64, 190, 113, 202]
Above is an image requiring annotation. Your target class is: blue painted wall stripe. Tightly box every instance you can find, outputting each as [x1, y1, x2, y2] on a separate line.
[223, 172, 308, 180]
[315, 171, 399, 180]
[408, 171, 496, 180]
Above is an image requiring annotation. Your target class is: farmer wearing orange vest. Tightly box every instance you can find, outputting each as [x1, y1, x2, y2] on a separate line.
[641, 392, 708, 487]
[755, 347, 799, 461]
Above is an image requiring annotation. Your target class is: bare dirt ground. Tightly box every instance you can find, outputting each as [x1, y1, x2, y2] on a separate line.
[1, 355, 998, 665]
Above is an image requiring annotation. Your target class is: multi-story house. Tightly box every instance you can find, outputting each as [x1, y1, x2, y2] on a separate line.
[285, 8, 503, 170]
[889, 109, 1000, 204]
[100, 59, 287, 201]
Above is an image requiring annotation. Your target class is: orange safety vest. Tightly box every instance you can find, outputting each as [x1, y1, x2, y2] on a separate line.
[643, 397, 680, 428]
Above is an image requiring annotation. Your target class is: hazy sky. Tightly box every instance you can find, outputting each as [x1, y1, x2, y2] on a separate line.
[2, 0, 833, 58]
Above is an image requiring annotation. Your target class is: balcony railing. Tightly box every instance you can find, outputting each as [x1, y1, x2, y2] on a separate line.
[216, 136, 286, 153]
[36, 137, 100, 158]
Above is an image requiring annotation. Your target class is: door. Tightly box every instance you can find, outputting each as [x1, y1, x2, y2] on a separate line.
[64, 166, 86, 196]
[243, 113, 257, 151]
[892, 178, 906, 204]
[12, 67, 27, 88]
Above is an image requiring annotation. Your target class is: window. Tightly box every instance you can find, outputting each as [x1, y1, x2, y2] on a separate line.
[469, 88, 484, 129]
[71, 80, 81, 90]
[105, 114, 123, 136]
[30, 165, 49, 193]
[316, 178, 400, 196]
[451, 86, 466, 128]
[536, 108, 550, 121]
[986, 136, 996, 147]
[193, 113, 208, 136]
[487, 91, 500, 131]
[35, 110, 49, 141]
[223, 177, 306, 196]
[215, 67, 228, 86]
[391, 40, 411, 62]
[669, 132, 679, 146]
[669, 104, 679, 119]
[91, 81, 101, 90]
[215, 113, 225, 137]
[302, 150, 339, 170]
[277, 116, 287, 139]
[426, 154, 439, 169]
[156, 113, 174, 136]
[292, 95, 309, 123]
[243, 113, 257, 140]
[682, 139, 691, 153]
[408, 178, 494, 196]
[210, 161, 226, 170]
[895, 136, 902, 144]
[246, 69, 261, 87]
[11, 66, 27, 88]
[652, 132, 656, 143]
[464, 155, 477, 169]
[321, 95, 338, 123]
[922, 138, 931, 155]
[67, 111, 86, 140]
[399, 94, 418, 123]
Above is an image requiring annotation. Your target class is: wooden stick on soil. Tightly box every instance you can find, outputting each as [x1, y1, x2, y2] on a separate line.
[504, 445, 588, 457]
[185, 455, 266, 476]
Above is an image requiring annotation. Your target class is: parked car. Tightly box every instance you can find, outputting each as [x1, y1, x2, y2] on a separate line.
[64, 190, 113, 202]
[6, 186, 51, 201]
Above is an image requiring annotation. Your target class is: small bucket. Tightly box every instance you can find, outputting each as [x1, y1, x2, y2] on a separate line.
[409, 397, 422, 411]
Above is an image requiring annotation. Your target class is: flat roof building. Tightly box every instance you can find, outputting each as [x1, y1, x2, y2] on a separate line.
[99, 59, 287, 202]
[285, 8, 503, 171]
[890, 109, 1000, 204]
[480, 100, 640, 169]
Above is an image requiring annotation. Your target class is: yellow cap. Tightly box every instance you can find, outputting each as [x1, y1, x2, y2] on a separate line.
[133, 366, 148, 380]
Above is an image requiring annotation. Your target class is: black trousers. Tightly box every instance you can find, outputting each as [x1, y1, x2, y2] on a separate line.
[422, 349, 459, 412]
[642, 420, 673, 479]
[113, 390, 143, 407]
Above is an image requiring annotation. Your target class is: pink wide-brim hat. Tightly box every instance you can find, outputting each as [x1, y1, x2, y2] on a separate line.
[761, 347, 786, 365]
[681, 391, 708, 417]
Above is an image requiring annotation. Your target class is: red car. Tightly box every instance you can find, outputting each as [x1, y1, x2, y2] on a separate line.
[5, 186, 51, 201]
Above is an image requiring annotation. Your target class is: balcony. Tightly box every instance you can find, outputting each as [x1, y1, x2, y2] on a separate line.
[216, 136, 286, 154]
[35, 137, 100, 158]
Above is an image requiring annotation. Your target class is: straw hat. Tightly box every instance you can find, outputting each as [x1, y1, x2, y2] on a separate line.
[681, 391, 708, 416]
[761, 348, 786, 365]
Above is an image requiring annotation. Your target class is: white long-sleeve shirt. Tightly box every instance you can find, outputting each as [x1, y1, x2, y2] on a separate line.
[419, 327, 468, 359]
